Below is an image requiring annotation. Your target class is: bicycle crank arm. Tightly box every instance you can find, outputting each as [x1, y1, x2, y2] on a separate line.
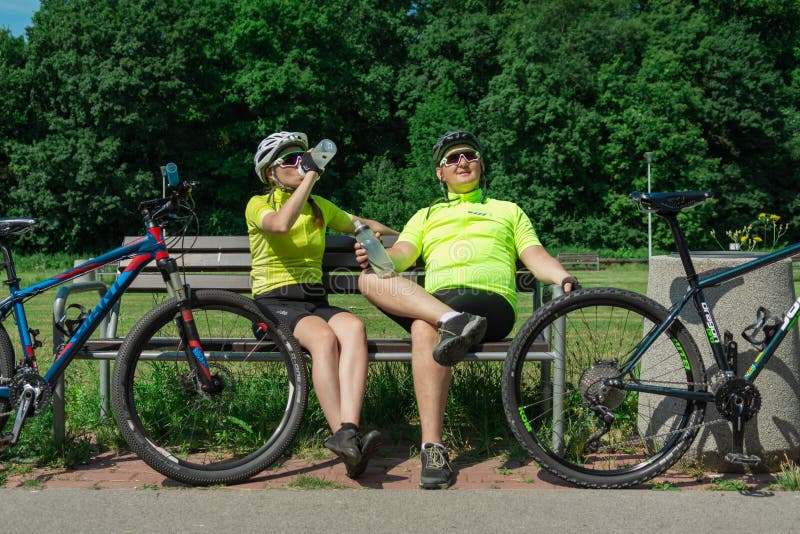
[5, 384, 36, 446]
[724, 408, 761, 467]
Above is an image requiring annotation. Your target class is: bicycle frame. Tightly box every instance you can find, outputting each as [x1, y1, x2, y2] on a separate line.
[0, 224, 209, 404]
[618, 211, 800, 401]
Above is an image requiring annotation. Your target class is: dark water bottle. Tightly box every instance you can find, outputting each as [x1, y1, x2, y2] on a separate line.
[353, 220, 395, 278]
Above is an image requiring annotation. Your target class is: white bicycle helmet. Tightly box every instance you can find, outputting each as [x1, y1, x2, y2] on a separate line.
[253, 131, 309, 183]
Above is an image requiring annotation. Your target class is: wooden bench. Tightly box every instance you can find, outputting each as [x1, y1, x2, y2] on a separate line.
[557, 251, 600, 271]
[53, 234, 560, 441]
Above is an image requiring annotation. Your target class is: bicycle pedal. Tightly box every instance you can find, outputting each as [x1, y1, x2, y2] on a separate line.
[724, 452, 761, 466]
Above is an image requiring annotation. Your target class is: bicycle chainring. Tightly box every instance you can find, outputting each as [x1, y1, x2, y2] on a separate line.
[9, 371, 52, 416]
[714, 377, 761, 422]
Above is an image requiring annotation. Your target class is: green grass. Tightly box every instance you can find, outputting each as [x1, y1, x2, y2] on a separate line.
[708, 478, 751, 491]
[650, 481, 680, 491]
[284, 475, 347, 490]
[771, 456, 800, 491]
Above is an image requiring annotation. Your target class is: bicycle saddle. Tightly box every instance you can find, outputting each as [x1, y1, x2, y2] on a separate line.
[630, 191, 713, 214]
[0, 218, 39, 237]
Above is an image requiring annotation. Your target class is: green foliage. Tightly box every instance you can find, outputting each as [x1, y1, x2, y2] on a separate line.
[708, 477, 751, 491]
[772, 456, 800, 491]
[0, 0, 797, 253]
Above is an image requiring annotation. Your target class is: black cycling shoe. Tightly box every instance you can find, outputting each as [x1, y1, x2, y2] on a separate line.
[324, 427, 361, 465]
[419, 443, 453, 489]
[432, 313, 487, 366]
[345, 430, 383, 479]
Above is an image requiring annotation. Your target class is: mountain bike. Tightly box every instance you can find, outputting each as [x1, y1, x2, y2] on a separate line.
[0, 165, 308, 486]
[502, 190, 800, 488]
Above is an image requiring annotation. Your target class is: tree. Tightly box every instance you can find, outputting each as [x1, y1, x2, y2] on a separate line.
[6, 0, 229, 250]
[0, 30, 29, 217]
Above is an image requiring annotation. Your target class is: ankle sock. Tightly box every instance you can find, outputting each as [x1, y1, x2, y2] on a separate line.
[438, 311, 462, 325]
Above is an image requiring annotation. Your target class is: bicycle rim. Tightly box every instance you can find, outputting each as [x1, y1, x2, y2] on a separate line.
[502, 288, 707, 488]
[112, 290, 308, 485]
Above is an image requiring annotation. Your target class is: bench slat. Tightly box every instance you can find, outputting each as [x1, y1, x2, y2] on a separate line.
[126, 273, 253, 292]
[557, 251, 600, 271]
[82, 338, 549, 361]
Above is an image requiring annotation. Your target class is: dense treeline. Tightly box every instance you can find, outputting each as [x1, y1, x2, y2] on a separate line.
[0, 0, 797, 254]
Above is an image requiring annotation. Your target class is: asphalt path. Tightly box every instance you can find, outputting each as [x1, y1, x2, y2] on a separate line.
[1, 488, 799, 532]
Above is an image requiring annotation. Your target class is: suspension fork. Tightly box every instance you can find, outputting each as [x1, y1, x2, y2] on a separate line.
[158, 257, 214, 386]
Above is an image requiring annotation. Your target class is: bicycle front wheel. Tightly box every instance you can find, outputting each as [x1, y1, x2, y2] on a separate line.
[502, 287, 707, 488]
[112, 289, 308, 486]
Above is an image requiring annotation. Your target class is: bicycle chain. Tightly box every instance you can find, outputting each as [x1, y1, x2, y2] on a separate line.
[581, 377, 731, 453]
[595, 416, 728, 453]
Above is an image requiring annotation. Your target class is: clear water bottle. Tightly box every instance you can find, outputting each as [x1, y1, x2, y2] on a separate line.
[311, 139, 337, 169]
[353, 220, 395, 278]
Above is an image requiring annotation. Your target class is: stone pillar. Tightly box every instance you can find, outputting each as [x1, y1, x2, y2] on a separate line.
[645, 253, 800, 470]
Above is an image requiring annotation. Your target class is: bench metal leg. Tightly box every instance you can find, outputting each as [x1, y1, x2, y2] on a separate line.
[53, 375, 65, 445]
[99, 360, 110, 419]
[51, 280, 111, 444]
[549, 285, 566, 454]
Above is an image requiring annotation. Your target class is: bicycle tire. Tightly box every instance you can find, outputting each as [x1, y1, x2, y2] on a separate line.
[0, 324, 15, 430]
[112, 289, 308, 486]
[502, 287, 707, 488]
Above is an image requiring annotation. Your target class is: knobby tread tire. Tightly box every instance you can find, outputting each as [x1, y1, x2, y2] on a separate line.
[112, 290, 308, 486]
[502, 287, 707, 488]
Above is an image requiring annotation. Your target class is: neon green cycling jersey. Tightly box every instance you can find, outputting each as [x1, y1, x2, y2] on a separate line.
[246, 189, 352, 295]
[397, 188, 541, 311]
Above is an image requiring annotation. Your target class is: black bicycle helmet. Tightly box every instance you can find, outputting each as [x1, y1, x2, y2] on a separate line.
[430, 130, 488, 202]
[432, 130, 483, 167]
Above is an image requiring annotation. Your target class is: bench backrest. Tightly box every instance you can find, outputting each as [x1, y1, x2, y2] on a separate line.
[116, 234, 539, 298]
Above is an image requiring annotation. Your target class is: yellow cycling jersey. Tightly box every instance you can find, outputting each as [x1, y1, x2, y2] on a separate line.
[246, 189, 352, 295]
[397, 188, 541, 311]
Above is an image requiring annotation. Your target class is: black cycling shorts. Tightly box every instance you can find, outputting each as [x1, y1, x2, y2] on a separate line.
[254, 283, 348, 332]
[383, 288, 515, 342]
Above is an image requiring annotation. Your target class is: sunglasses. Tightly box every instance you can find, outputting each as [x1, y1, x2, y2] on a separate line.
[440, 148, 481, 167]
[273, 150, 305, 168]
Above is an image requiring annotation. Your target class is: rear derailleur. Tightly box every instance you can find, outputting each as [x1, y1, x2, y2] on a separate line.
[579, 359, 626, 452]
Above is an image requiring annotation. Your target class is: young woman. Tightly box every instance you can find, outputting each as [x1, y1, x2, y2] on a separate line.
[247, 131, 397, 478]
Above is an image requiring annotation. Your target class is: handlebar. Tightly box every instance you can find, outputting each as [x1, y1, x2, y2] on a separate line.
[139, 162, 198, 227]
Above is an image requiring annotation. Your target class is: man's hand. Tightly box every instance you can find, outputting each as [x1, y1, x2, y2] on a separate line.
[561, 275, 582, 293]
[354, 231, 381, 270]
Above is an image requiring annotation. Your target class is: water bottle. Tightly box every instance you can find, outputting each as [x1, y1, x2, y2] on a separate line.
[311, 139, 337, 170]
[353, 220, 395, 278]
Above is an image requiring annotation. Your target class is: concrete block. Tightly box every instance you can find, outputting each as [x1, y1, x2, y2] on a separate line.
[643, 253, 800, 470]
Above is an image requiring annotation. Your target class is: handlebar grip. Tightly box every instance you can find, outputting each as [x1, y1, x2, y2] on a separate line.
[165, 162, 179, 187]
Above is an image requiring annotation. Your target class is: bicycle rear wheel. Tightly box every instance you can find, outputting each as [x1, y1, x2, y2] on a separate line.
[0, 324, 14, 430]
[112, 289, 308, 486]
[502, 287, 707, 488]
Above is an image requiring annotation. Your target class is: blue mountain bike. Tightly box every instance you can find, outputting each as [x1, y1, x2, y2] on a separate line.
[502, 191, 800, 488]
[0, 167, 307, 485]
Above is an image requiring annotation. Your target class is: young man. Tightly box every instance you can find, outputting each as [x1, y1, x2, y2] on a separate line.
[357, 130, 579, 488]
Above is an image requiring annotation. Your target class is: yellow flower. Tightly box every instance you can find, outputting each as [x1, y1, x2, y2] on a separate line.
[740, 236, 748, 243]
[771, 214, 781, 221]
[753, 236, 763, 243]
[758, 212, 767, 219]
